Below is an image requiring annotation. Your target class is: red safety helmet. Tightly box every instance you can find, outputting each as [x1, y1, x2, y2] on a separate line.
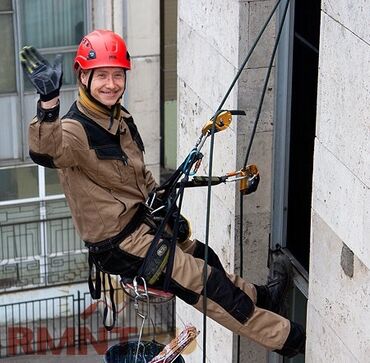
[74, 29, 131, 71]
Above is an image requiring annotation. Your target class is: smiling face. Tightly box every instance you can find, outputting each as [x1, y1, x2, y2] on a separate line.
[80, 67, 126, 107]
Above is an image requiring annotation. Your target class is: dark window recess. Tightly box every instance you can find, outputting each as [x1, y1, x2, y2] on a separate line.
[286, 0, 321, 271]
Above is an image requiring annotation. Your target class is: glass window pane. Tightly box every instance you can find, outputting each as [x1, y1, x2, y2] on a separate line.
[45, 168, 63, 195]
[19, 0, 86, 90]
[0, 0, 12, 11]
[0, 166, 38, 201]
[0, 14, 16, 93]
[20, 0, 85, 48]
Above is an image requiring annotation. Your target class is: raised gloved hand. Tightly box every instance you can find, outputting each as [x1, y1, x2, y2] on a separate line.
[20, 46, 63, 101]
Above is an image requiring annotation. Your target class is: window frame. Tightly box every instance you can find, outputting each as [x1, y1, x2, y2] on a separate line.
[0, 0, 92, 291]
[0, 0, 91, 164]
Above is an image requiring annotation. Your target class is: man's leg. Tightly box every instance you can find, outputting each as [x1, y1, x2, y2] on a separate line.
[179, 238, 258, 301]
[120, 226, 304, 355]
[168, 242, 291, 351]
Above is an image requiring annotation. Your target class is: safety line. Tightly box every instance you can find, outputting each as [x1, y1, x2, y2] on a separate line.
[237, 0, 291, 362]
[215, 0, 283, 114]
[242, 0, 291, 169]
[199, 0, 291, 362]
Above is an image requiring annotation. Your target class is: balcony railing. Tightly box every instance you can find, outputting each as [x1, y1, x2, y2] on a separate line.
[0, 199, 88, 291]
[0, 288, 175, 358]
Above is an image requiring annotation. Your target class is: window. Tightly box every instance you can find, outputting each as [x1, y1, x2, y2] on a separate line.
[19, 0, 86, 88]
[271, 1, 320, 361]
[272, 0, 321, 272]
[0, 165, 38, 201]
[0, 0, 88, 163]
[0, 166, 86, 291]
[0, 1, 16, 93]
[160, 0, 178, 175]
[0, 0, 90, 291]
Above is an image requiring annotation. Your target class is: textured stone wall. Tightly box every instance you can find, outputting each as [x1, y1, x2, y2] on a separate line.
[92, 0, 161, 181]
[308, 0, 370, 361]
[177, 1, 276, 361]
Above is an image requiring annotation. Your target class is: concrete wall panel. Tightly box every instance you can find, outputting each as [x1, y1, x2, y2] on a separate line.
[322, 0, 370, 42]
[178, 1, 275, 362]
[126, 0, 160, 56]
[308, 212, 370, 361]
[239, 0, 277, 69]
[316, 13, 370, 185]
[126, 56, 160, 180]
[178, 0, 240, 67]
[306, 305, 358, 362]
[178, 18, 238, 112]
[238, 67, 275, 134]
[312, 140, 369, 269]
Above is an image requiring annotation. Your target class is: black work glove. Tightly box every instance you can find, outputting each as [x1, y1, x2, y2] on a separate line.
[169, 209, 191, 243]
[20, 46, 63, 102]
[148, 191, 191, 243]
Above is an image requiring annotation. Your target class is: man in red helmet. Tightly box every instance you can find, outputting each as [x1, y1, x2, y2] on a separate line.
[20, 30, 305, 357]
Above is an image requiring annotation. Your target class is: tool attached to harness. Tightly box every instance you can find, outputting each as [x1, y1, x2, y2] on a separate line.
[141, 238, 170, 285]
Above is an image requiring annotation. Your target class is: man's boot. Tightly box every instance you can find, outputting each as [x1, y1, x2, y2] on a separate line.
[255, 252, 293, 315]
[274, 321, 306, 357]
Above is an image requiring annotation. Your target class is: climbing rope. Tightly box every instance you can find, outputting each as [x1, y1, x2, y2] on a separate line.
[133, 1, 292, 362]
[199, 1, 291, 362]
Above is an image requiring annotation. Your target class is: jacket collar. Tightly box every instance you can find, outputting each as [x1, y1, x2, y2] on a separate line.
[77, 87, 122, 135]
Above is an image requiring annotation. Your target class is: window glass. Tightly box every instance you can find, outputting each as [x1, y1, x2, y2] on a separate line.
[283, 286, 307, 363]
[45, 168, 63, 195]
[0, 13, 16, 93]
[20, 0, 86, 88]
[20, 0, 85, 48]
[0, 0, 12, 11]
[0, 166, 38, 201]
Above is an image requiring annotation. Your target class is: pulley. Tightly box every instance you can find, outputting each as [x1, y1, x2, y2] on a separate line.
[201, 109, 246, 136]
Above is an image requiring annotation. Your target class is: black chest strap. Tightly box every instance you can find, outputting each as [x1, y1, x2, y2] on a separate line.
[62, 102, 145, 163]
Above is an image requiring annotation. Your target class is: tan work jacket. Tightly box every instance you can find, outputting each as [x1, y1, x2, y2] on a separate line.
[29, 100, 157, 243]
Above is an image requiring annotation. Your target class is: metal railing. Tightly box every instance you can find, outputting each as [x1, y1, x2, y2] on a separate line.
[0, 288, 175, 358]
[0, 212, 88, 291]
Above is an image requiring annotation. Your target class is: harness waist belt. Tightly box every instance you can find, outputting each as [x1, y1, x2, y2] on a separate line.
[85, 203, 146, 254]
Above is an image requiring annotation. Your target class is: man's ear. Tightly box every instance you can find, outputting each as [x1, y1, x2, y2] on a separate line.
[80, 70, 90, 86]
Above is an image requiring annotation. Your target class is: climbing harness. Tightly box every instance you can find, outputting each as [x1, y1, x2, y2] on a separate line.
[137, 109, 248, 294]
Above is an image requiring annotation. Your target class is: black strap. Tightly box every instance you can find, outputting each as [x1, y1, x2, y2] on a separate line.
[102, 273, 117, 331]
[85, 204, 147, 253]
[88, 253, 101, 299]
[88, 256, 117, 330]
[86, 204, 148, 330]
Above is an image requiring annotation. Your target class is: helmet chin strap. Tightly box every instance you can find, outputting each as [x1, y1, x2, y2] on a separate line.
[87, 69, 94, 95]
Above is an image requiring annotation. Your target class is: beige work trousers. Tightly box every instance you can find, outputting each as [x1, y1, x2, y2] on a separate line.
[119, 223, 290, 350]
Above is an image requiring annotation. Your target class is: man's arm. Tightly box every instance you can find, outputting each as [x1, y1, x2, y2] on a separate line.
[20, 46, 79, 168]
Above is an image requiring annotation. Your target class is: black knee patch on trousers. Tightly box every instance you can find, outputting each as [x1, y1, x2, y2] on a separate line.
[193, 240, 225, 272]
[204, 267, 254, 324]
